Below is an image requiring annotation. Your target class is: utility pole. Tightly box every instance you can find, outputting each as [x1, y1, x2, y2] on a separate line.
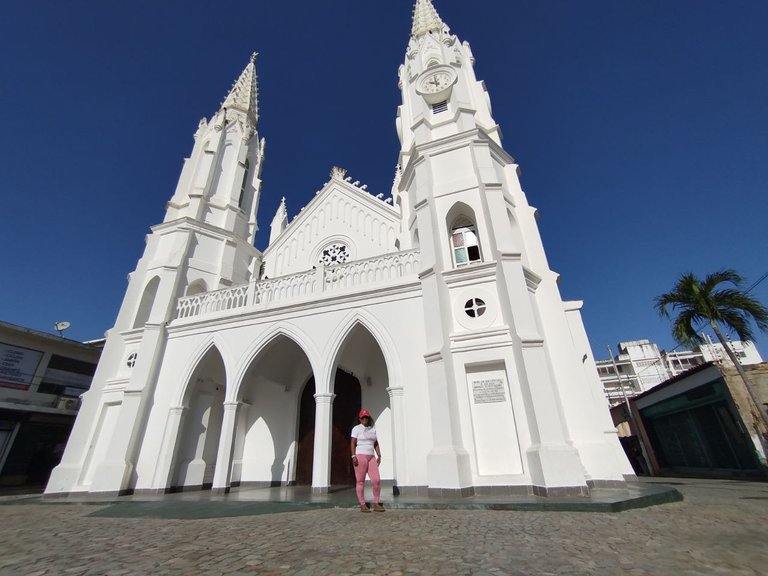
[607, 345, 652, 475]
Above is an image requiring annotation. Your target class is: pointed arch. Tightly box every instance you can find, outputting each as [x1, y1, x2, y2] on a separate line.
[230, 322, 321, 403]
[172, 335, 235, 407]
[186, 279, 208, 296]
[446, 201, 482, 267]
[133, 275, 161, 328]
[171, 343, 227, 489]
[320, 309, 402, 394]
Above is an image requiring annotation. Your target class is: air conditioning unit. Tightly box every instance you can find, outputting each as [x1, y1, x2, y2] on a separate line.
[57, 397, 79, 411]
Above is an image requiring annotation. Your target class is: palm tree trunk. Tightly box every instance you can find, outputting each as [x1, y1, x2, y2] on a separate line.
[709, 321, 768, 433]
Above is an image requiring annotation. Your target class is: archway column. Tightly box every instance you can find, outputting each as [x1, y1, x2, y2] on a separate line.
[386, 385, 406, 491]
[152, 405, 186, 490]
[212, 401, 241, 493]
[311, 392, 335, 494]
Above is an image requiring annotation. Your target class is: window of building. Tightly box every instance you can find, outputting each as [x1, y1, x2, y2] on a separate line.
[319, 243, 350, 267]
[37, 354, 97, 397]
[451, 223, 481, 267]
[238, 159, 250, 208]
[432, 100, 448, 114]
[464, 298, 486, 318]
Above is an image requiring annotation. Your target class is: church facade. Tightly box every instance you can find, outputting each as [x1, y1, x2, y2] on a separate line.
[46, 0, 633, 498]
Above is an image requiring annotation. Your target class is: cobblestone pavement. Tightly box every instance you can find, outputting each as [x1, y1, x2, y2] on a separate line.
[1, 478, 766, 576]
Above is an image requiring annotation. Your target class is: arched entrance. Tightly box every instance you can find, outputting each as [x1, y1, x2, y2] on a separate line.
[172, 347, 226, 489]
[233, 334, 313, 487]
[295, 369, 361, 486]
[330, 321, 393, 482]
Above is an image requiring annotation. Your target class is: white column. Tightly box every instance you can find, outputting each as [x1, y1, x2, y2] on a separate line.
[151, 406, 186, 491]
[311, 392, 335, 494]
[386, 386, 406, 491]
[212, 401, 241, 493]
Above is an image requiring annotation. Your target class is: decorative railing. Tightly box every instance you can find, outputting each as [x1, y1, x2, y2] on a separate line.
[325, 250, 419, 292]
[175, 249, 420, 321]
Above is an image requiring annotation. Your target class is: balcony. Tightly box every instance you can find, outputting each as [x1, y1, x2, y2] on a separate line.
[175, 249, 420, 322]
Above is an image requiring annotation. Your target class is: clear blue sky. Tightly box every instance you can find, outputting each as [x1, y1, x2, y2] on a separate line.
[1, 0, 767, 359]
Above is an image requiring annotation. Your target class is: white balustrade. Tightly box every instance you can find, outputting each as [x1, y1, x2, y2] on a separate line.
[175, 250, 420, 321]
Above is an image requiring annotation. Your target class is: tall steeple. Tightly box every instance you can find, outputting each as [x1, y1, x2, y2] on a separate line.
[411, 0, 448, 37]
[164, 52, 266, 247]
[219, 52, 259, 139]
[394, 0, 630, 494]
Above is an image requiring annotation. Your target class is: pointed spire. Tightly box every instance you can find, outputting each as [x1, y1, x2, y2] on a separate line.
[269, 197, 288, 245]
[411, 0, 448, 37]
[221, 52, 259, 126]
[272, 197, 287, 224]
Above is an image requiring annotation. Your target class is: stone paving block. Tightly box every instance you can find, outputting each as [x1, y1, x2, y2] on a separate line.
[0, 479, 766, 575]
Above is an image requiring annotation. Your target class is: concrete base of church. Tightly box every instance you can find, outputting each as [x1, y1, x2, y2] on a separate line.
[398, 484, 597, 498]
[38, 481, 682, 515]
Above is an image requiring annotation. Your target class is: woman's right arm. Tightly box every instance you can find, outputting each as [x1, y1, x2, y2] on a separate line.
[350, 437, 358, 466]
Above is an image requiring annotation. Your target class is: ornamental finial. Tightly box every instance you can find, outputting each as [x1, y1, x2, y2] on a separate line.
[330, 166, 348, 180]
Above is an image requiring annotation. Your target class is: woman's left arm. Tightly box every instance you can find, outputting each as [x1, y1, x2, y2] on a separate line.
[374, 440, 381, 464]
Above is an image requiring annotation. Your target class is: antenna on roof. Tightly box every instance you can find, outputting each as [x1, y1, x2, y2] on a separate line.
[54, 321, 71, 337]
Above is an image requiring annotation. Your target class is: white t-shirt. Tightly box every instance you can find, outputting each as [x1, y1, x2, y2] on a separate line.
[351, 424, 377, 456]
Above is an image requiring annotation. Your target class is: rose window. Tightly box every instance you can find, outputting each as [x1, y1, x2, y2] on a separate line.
[464, 298, 486, 318]
[319, 243, 350, 266]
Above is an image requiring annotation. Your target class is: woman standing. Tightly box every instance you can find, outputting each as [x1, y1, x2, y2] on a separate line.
[350, 409, 385, 512]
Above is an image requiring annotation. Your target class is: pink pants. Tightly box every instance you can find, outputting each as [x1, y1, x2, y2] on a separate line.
[354, 454, 381, 505]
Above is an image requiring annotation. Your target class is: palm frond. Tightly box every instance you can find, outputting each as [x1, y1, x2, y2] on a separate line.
[671, 309, 706, 346]
[655, 269, 768, 346]
[701, 269, 743, 293]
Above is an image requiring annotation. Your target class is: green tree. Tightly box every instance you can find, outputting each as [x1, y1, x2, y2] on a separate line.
[655, 269, 768, 425]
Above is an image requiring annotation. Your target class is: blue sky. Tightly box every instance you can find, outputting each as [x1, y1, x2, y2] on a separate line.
[1, 0, 767, 360]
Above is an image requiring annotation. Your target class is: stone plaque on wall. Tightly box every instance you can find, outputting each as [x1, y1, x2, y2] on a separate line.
[472, 378, 506, 404]
[466, 366, 523, 476]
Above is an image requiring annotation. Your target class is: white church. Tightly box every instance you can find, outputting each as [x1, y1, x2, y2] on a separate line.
[46, 0, 633, 498]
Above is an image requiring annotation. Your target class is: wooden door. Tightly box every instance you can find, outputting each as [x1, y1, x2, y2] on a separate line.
[295, 370, 361, 485]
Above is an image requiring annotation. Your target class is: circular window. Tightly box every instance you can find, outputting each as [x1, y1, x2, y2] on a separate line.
[126, 352, 138, 368]
[319, 243, 350, 266]
[464, 298, 486, 318]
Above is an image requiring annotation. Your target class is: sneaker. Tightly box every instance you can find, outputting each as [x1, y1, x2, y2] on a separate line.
[373, 503, 386, 512]
[360, 504, 371, 513]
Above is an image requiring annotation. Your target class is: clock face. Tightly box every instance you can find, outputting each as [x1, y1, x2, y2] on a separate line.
[421, 71, 453, 94]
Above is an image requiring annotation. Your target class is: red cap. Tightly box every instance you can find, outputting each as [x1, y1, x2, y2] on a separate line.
[358, 410, 371, 418]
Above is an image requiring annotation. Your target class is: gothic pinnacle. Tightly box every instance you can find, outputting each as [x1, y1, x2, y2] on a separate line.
[411, 0, 448, 37]
[220, 53, 259, 126]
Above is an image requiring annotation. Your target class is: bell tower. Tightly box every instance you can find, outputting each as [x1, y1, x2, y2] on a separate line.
[397, 0, 631, 494]
[46, 55, 266, 495]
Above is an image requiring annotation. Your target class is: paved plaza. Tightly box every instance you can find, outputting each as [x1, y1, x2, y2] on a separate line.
[1, 478, 766, 575]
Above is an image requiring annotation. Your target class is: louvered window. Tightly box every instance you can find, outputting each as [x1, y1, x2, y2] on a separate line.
[432, 100, 448, 114]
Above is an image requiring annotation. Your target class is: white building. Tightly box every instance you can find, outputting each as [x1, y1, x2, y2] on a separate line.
[46, 0, 632, 498]
[598, 338, 763, 405]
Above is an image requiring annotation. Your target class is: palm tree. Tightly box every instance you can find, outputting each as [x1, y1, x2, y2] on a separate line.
[655, 269, 768, 425]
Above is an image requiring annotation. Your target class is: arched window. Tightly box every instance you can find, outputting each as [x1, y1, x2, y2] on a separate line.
[185, 280, 207, 296]
[133, 276, 161, 328]
[450, 216, 481, 267]
[237, 159, 250, 209]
